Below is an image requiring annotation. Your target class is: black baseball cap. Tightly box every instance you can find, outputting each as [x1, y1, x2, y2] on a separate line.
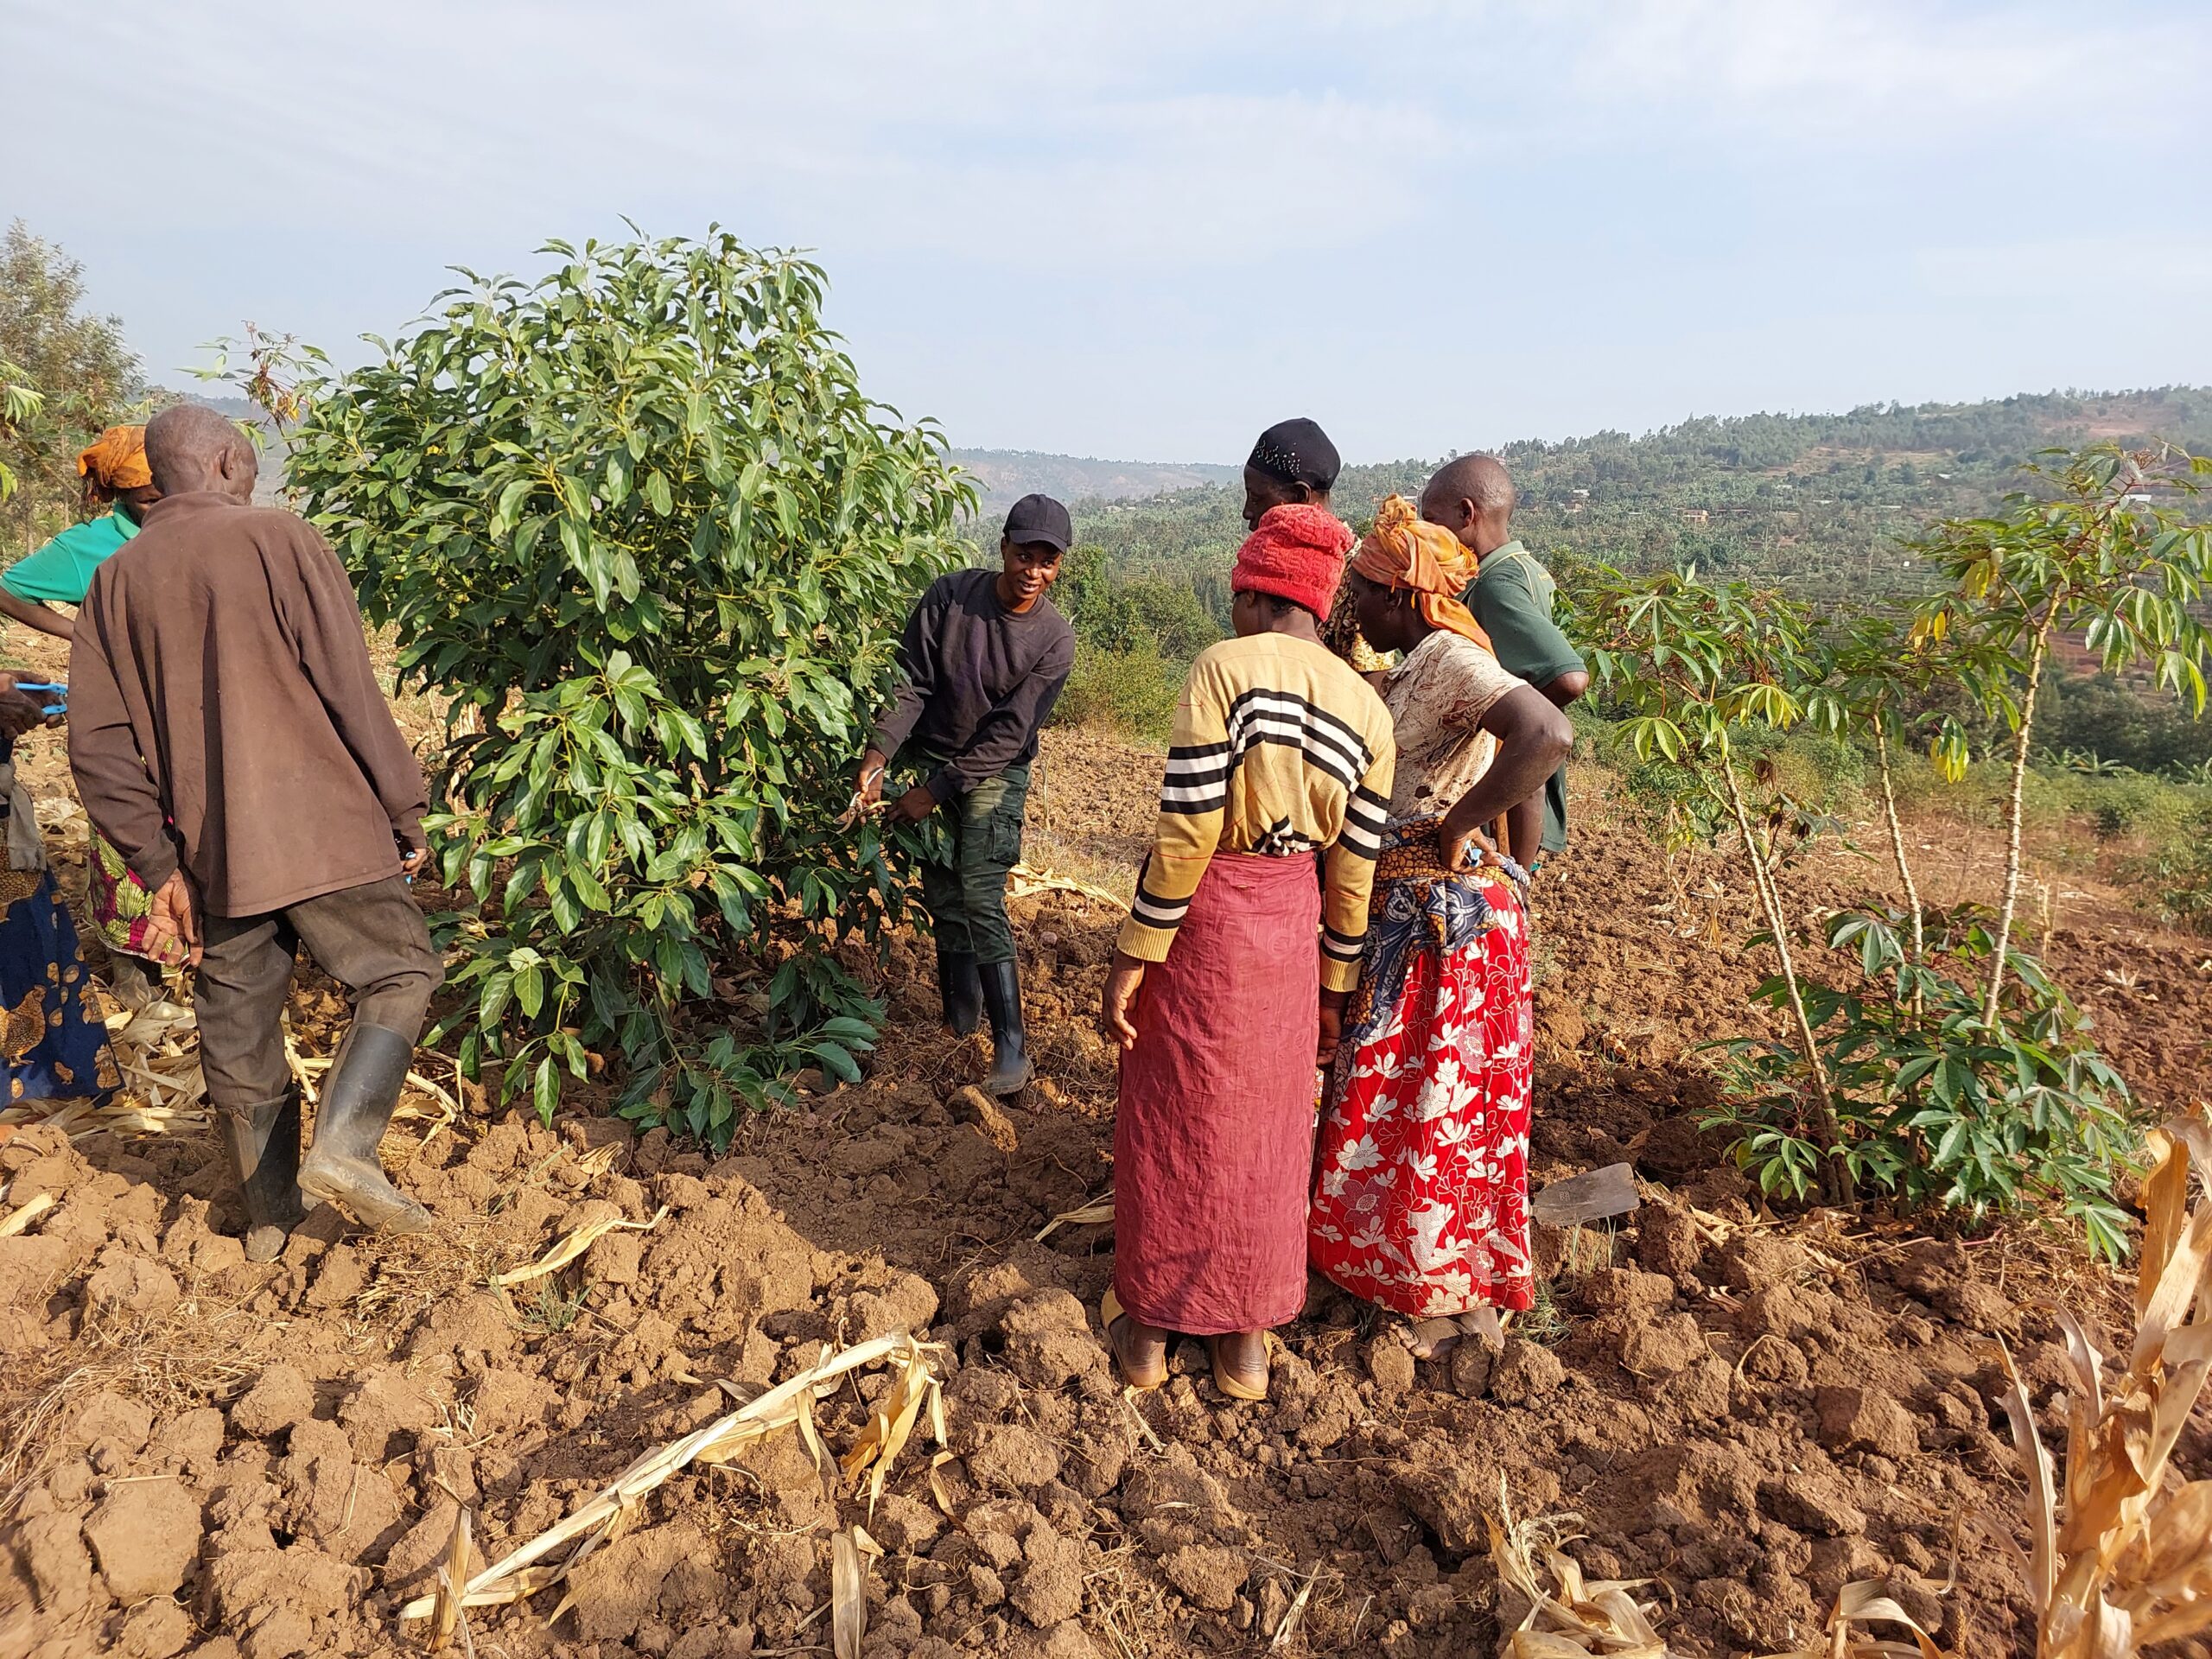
[1003, 493, 1073, 553]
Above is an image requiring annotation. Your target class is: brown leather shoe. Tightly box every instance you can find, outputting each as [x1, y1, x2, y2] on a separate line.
[1208, 1330, 1270, 1402]
[1103, 1289, 1168, 1391]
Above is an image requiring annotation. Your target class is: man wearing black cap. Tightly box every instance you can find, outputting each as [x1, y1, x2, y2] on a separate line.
[1243, 416, 1342, 530]
[856, 493, 1077, 1095]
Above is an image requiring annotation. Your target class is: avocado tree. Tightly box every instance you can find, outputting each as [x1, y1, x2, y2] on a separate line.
[1910, 445, 2212, 1029]
[285, 230, 973, 1139]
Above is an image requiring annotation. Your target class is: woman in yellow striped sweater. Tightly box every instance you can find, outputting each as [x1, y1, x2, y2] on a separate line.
[1098, 461, 1394, 1402]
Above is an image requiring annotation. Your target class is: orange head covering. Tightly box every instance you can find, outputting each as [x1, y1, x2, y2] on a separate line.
[1350, 495, 1492, 652]
[77, 425, 152, 499]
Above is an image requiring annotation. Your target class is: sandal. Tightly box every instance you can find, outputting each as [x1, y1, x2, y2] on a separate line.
[1103, 1288, 1167, 1391]
[1207, 1331, 1272, 1402]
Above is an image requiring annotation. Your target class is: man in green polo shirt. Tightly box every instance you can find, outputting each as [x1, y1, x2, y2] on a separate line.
[1420, 454, 1588, 871]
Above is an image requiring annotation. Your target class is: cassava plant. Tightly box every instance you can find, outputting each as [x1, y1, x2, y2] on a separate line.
[1818, 613, 1974, 998]
[1577, 565, 1853, 1203]
[1911, 444, 2212, 1029]
[1715, 904, 2135, 1258]
[284, 230, 973, 1140]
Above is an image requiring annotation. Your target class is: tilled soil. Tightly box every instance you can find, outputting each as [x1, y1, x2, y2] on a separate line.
[1, 717, 2207, 1659]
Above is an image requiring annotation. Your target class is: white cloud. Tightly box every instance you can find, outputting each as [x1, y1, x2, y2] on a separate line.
[1572, 0, 2198, 143]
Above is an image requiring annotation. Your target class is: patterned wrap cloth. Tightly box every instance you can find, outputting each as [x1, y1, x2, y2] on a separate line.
[1309, 818, 1533, 1315]
[76, 425, 152, 496]
[0, 737, 120, 1103]
[89, 831, 188, 968]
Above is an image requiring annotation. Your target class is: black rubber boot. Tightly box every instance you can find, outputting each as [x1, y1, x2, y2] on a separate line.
[977, 958, 1032, 1097]
[938, 946, 982, 1037]
[219, 1087, 305, 1263]
[109, 952, 162, 1014]
[297, 1023, 430, 1236]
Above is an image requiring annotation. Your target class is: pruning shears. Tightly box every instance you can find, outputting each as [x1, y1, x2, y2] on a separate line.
[16, 681, 66, 718]
[836, 763, 890, 831]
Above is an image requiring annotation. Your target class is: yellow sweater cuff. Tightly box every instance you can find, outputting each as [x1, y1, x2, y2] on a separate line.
[1115, 918, 1176, 963]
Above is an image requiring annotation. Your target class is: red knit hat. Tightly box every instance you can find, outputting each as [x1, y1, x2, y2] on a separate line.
[1231, 504, 1354, 619]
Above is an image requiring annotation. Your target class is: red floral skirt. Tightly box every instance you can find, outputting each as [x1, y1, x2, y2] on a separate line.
[1308, 830, 1533, 1316]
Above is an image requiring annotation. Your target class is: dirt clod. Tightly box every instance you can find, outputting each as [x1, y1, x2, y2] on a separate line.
[84, 1478, 201, 1599]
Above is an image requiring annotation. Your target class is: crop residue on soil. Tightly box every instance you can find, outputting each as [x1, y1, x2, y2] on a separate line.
[1, 715, 2207, 1659]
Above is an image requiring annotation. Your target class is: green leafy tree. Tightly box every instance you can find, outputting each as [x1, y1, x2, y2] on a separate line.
[0, 221, 142, 546]
[1576, 565, 1853, 1202]
[0, 358, 41, 505]
[284, 230, 973, 1140]
[1910, 445, 2212, 1029]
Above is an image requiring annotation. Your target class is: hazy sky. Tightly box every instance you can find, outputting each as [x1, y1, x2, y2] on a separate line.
[7, 1, 2209, 463]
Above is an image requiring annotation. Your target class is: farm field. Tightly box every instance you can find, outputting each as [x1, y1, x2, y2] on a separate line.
[3, 606, 2207, 1657]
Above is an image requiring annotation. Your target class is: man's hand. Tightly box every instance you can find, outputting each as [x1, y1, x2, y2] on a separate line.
[398, 843, 428, 880]
[854, 750, 888, 808]
[887, 784, 938, 824]
[1316, 988, 1350, 1070]
[0, 673, 46, 740]
[147, 870, 202, 968]
[1100, 953, 1147, 1052]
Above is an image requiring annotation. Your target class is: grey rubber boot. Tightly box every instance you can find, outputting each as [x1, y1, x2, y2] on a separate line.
[938, 945, 983, 1036]
[219, 1087, 305, 1263]
[297, 1023, 430, 1235]
[977, 958, 1032, 1097]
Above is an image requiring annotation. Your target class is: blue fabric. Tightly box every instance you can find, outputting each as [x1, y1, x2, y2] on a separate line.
[1343, 819, 1529, 1050]
[0, 741, 118, 1104]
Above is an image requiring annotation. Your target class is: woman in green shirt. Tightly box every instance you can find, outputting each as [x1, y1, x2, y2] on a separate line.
[1, 425, 176, 1007]
[0, 425, 160, 639]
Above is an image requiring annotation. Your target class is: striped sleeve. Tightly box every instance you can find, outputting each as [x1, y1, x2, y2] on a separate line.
[1116, 659, 1230, 964]
[1319, 737, 1395, 994]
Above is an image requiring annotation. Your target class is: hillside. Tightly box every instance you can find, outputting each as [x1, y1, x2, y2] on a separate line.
[952, 449, 1239, 519]
[1064, 386, 2212, 613]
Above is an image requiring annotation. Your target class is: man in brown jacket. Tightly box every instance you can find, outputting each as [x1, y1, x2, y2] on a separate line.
[69, 404, 443, 1260]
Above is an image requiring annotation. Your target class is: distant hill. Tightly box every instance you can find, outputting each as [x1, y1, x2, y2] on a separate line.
[1065, 386, 2212, 613]
[952, 449, 1238, 520]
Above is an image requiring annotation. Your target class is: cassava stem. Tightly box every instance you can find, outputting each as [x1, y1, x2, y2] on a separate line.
[1720, 751, 1851, 1205]
[1872, 721, 1925, 1020]
[1982, 613, 2053, 1030]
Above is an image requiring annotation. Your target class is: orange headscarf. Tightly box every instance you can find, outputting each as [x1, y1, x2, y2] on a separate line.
[77, 425, 152, 497]
[1351, 495, 1492, 652]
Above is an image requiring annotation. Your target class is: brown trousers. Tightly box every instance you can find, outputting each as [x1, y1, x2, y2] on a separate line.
[194, 876, 442, 1109]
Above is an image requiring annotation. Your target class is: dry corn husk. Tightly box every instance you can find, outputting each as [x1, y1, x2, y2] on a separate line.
[1995, 1111, 2212, 1658]
[1007, 862, 1128, 911]
[426, 1505, 474, 1654]
[1757, 1579, 1953, 1657]
[397, 1332, 946, 1627]
[1034, 1191, 1114, 1242]
[832, 1529, 868, 1659]
[1487, 1477, 1672, 1656]
[838, 1332, 945, 1514]
[488, 1205, 669, 1287]
[0, 1191, 54, 1237]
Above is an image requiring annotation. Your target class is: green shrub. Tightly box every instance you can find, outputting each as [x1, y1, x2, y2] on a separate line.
[284, 231, 971, 1141]
[1054, 639, 1183, 743]
[2145, 804, 2212, 932]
